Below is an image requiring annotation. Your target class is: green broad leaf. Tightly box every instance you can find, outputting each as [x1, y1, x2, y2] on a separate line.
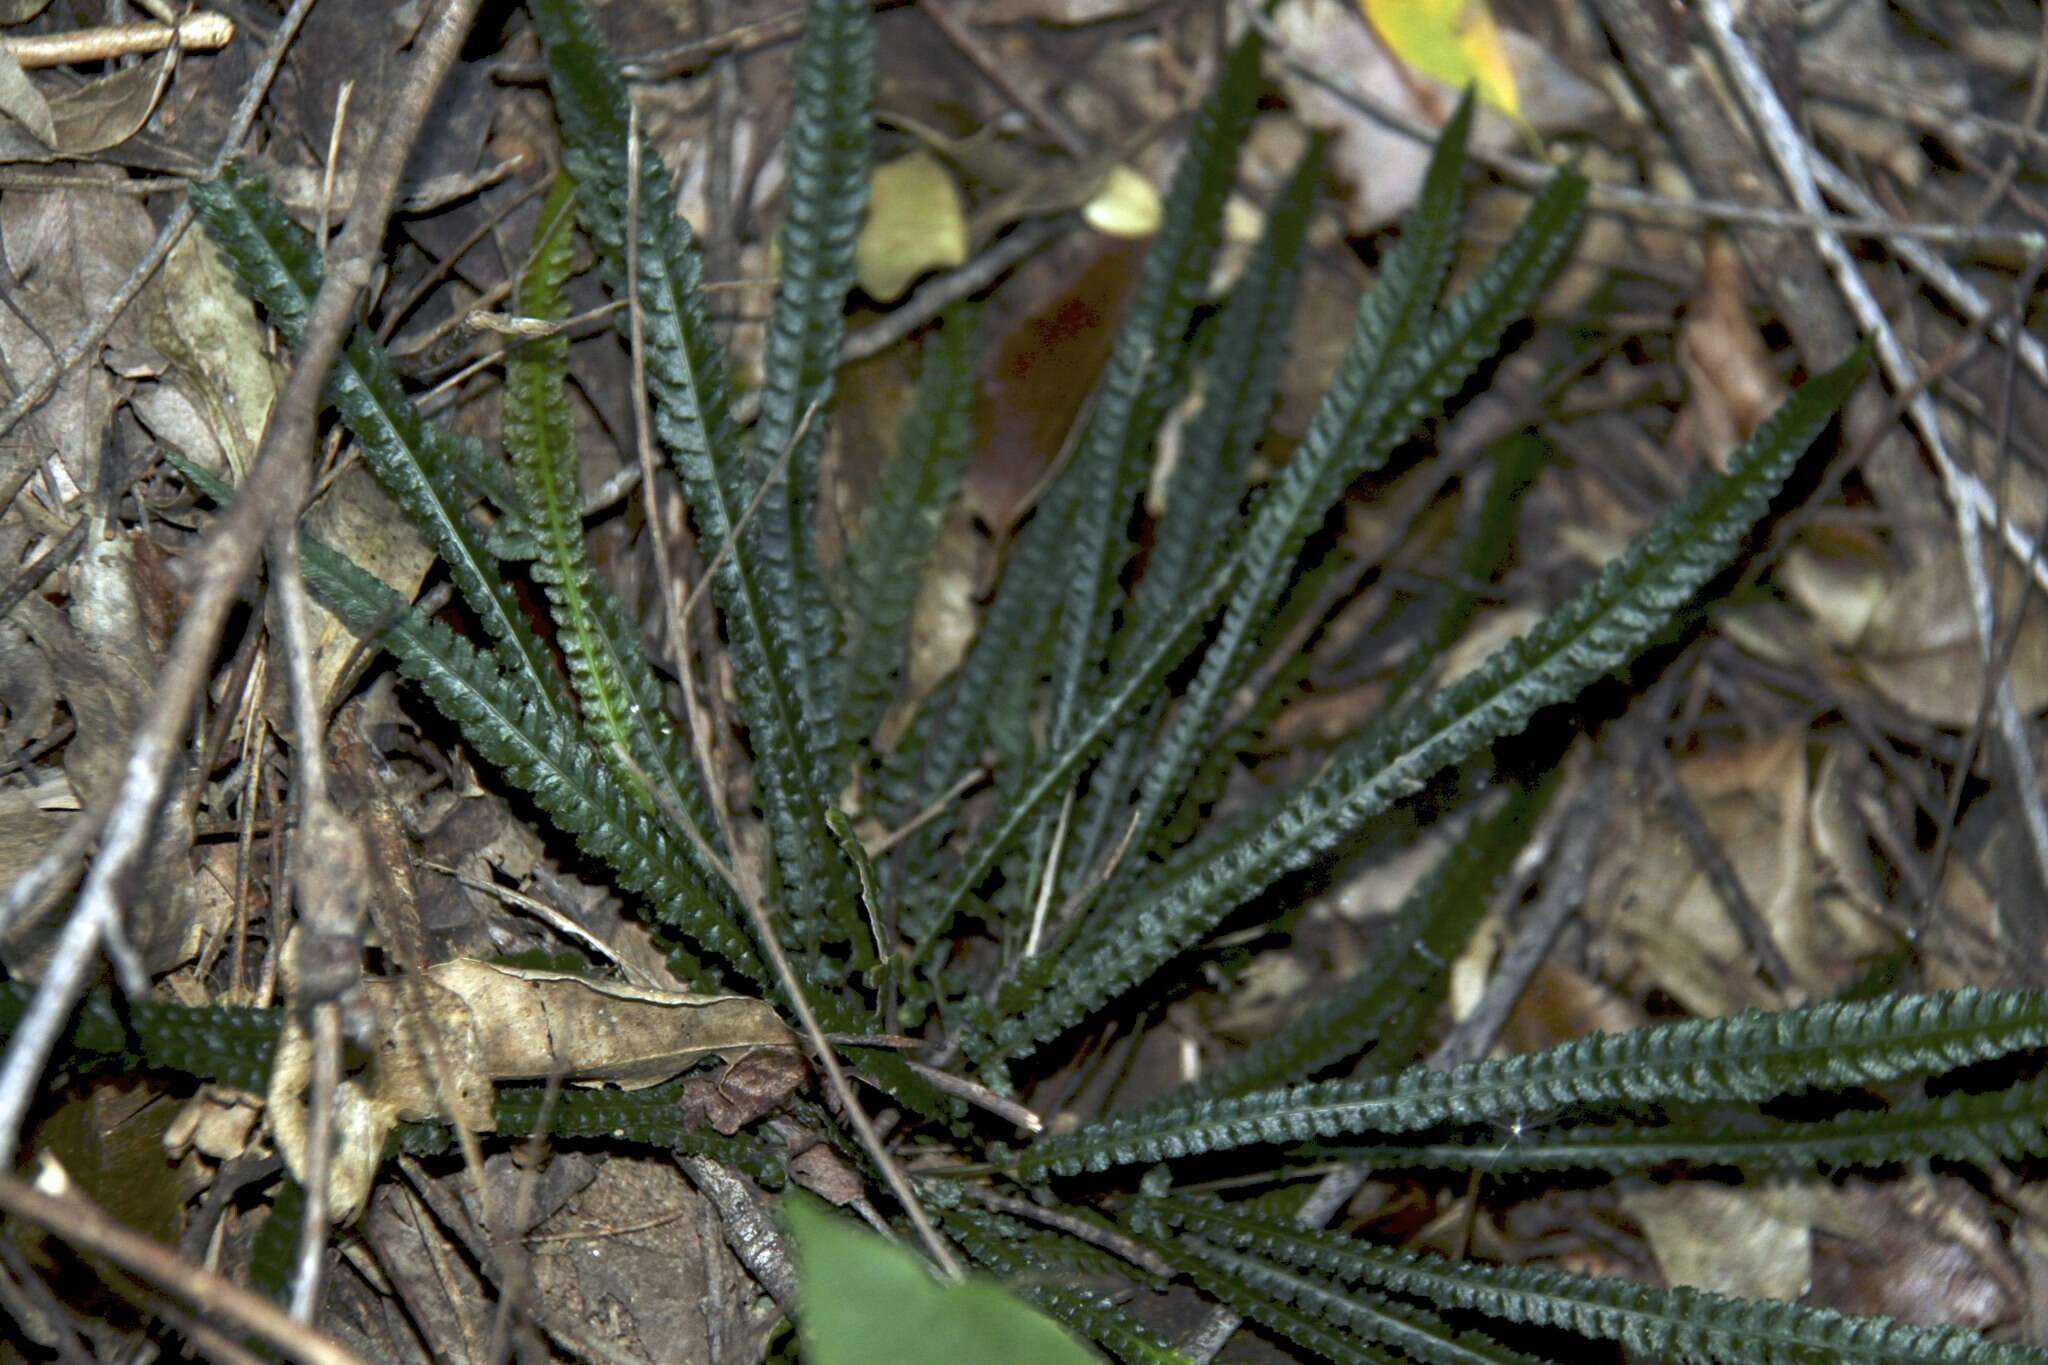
[784, 1193, 1098, 1365]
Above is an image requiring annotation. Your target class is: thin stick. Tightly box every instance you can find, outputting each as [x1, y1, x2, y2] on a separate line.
[0, 0, 486, 1169]
[1700, 0, 2048, 950]
[1236, 0, 2048, 254]
[0, 1172, 363, 1365]
[869, 765, 986, 857]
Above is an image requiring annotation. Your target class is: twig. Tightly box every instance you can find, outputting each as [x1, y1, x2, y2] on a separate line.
[899, 1058, 1041, 1133]
[677, 1154, 800, 1312]
[869, 765, 986, 856]
[0, 1172, 363, 1365]
[0, 0, 485, 1169]
[4, 13, 233, 68]
[1699, 0, 2048, 967]
[420, 861, 651, 984]
[1237, 1, 2048, 254]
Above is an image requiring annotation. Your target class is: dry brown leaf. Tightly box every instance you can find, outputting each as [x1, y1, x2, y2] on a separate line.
[0, 46, 52, 145]
[269, 959, 798, 1219]
[46, 49, 172, 155]
[1851, 544, 2048, 727]
[1671, 235, 1788, 470]
[1623, 1182, 1817, 1302]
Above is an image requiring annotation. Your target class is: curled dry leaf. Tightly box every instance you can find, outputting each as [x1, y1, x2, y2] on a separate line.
[269, 958, 798, 1219]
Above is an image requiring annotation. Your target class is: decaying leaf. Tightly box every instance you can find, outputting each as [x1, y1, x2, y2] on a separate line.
[269, 958, 797, 1219]
[1361, 0, 1521, 126]
[857, 150, 968, 302]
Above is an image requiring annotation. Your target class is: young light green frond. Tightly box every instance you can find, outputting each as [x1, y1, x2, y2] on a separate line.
[1337, 1074, 2048, 1176]
[188, 166, 564, 719]
[840, 306, 980, 752]
[504, 175, 731, 878]
[1016, 986, 2048, 1177]
[977, 347, 1862, 1067]
[1156, 1231, 1544, 1365]
[296, 534, 769, 988]
[1122, 120, 1583, 860]
[752, 0, 876, 777]
[1042, 34, 1266, 757]
[1182, 778, 1551, 1102]
[1141, 1196, 2048, 1365]
[529, 0, 853, 954]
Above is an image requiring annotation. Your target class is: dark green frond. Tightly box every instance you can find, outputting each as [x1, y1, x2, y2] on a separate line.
[0, 980, 276, 1093]
[529, 0, 854, 956]
[1125, 104, 1579, 864]
[188, 166, 564, 718]
[751, 0, 876, 779]
[1184, 777, 1552, 1101]
[301, 539, 768, 987]
[1151, 1228, 1543, 1365]
[1141, 1196, 2048, 1365]
[840, 306, 980, 752]
[947, 1214, 1190, 1365]
[977, 347, 1863, 1067]
[1017, 987, 2048, 1176]
[1041, 33, 1265, 756]
[1338, 1074, 2048, 1176]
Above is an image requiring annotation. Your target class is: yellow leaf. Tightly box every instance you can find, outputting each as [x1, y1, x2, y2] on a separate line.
[857, 150, 969, 303]
[1361, 0, 1522, 125]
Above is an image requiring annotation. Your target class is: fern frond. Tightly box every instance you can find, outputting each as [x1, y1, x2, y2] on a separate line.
[529, 0, 853, 958]
[840, 306, 979, 752]
[1152, 1227, 1543, 1365]
[1124, 99, 1579, 865]
[302, 540, 768, 986]
[978, 348, 1863, 1066]
[751, 0, 875, 780]
[1141, 1195, 2048, 1365]
[506, 175, 730, 875]
[189, 166, 564, 718]
[948, 1214, 1191, 1365]
[1016, 987, 2048, 1176]
[1184, 777, 1551, 1102]
[1040, 34, 1266, 757]
[1145, 1233, 1403, 1365]
[1335, 1075, 2048, 1176]
[0, 980, 276, 1093]
[172, 452, 762, 985]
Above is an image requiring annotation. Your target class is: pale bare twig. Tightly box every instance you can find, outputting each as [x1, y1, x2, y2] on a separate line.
[2, 14, 233, 68]
[0, 0, 486, 1169]
[1699, 0, 2048, 957]
[0, 1172, 364, 1365]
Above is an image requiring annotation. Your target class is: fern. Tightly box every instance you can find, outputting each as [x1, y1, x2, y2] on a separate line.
[528, 0, 858, 968]
[505, 174, 730, 869]
[1148, 1226, 1544, 1365]
[751, 0, 874, 785]
[1016, 987, 2048, 1176]
[1138, 1195, 2048, 1365]
[840, 306, 980, 754]
[1326, 1074, 2048, 1176]
[187, 167, 566, 722]
[976, 347, 1865, 1067]
[1183, 776, 1552, 1102]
